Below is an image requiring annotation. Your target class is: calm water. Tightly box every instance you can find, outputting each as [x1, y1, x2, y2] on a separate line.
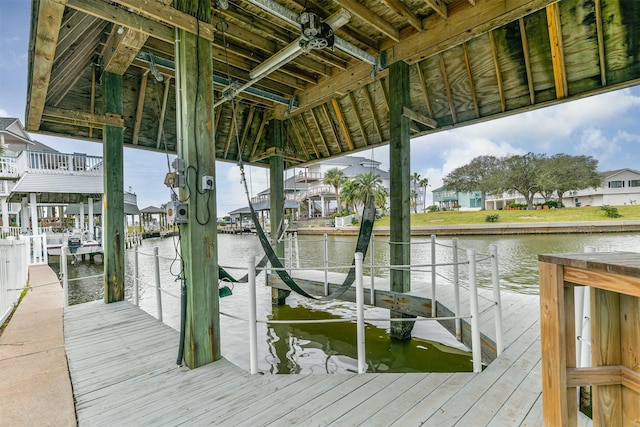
[49, 231, 640, 374]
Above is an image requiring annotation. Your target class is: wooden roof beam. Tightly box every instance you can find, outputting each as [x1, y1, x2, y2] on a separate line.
[156, 77, 172, 149]
[223, 104, 237, 159]
[415, 63, 433, 117]
[103, 28, 149, 75]
[27, 0, 66, 131]
[595, 0, 607, 86]
[289, 117, 310, 161]
[424, 0, 447, 20]
[42, 106, 125, 128]
[362, 86, 383, 144]
[403, 107, 437, 129]
[132, 71, 149, 145]
[333, 0, 400, 42]
[489, 30, 506, 112]
[66, 0, 174, 44]
[331, 99, 355, 151]
[239, 106, 256, 156]
[347, 92, 368, 147]
[279, 0, 558, 118]
[462, 42, 480, 118]
[249, 112, 268, 160]
[309, 108, 331, 157]
[110, 0, 215, 41]
[438, 53, 457, 124]
[297, 115, 320, 159]
[519, 18, 535, 105]
[321, 104, 343, 153]
[381, 0, 423, 32]
[546, 3, 567, 99]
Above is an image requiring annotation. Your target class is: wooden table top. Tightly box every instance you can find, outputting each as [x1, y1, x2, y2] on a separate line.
[538, 252, 640, 279]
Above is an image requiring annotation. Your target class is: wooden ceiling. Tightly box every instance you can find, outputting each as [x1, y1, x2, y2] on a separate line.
[26, 0, 640, 168]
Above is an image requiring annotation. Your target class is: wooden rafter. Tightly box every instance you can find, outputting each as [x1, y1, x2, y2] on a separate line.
[331, 99, 355, 151]
[462, 42, 479, 118]
[380, 0, 422, 32]
[289, 117, 310, 161]
[438, 53, 457, 124]
[348, 93, 368, 147]
[42, 107, 124, 128]
[403, 107, 437, 129]
[239, 106, 256, 156]
[362, 86, 383, 144]
[280, 0, 558, 118]
[89, 63, 96, 138]
[489, 30, 506, 112]
[156, 77, 172, 149]
[132, 71, 149, 145]
[424, 0, 447, 20]
[519, 18, 535, 105]
[333, 0, 400, 42]
[321, 104, 342, 153]
[546, 3, 567, 99]
[55, 14, 97, 59]
[26, 0, 67, 131]
[250, 112, 268, 159]
[223, 104, 237, 159]
[309, 108, 331, 157]
[595, 0, 607, 86]
[297, 115, 320, 159]
[415, 63, 433, 117]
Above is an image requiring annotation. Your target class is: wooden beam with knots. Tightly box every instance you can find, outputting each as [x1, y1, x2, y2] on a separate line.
[519, 18, 535, 105]
[381, 0, 423, 32]
[462, 43, 479, 118]
[489, 30, 506, 112]
[348, 92, 369, 147]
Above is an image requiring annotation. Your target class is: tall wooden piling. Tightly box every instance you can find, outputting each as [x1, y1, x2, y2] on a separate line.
[102, 72, 125, 303]
[388, 60, 414, 339]
[175, 0, 220, 368]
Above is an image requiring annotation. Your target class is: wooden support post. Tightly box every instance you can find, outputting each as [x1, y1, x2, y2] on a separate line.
[102, 72, 125, 303]
[269, 119, 290, 305]
[388, 60, 414, 340]
[175, 0, 220, 368]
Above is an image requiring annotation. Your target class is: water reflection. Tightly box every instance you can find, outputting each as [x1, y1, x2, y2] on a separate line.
[53, 231, 640, 373]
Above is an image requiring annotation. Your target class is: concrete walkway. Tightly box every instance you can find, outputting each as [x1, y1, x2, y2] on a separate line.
[0, 265, 76, 426]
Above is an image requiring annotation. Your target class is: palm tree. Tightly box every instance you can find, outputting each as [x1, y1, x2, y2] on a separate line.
[352, 172, 388, 211]
[411, 172, 421, 213]
[323, 167, 346, 214]
[419, 177, 429, 212]
[340, 179, 358, 214]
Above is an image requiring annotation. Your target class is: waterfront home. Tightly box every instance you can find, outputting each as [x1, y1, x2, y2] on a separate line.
[431, 186, 482, 211]
[563, 168, 640, 207]
[0, 117, 103, 239]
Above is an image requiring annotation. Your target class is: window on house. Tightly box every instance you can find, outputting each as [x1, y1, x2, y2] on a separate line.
[608, 180, 624, 188]
[629, 180, 640, 187]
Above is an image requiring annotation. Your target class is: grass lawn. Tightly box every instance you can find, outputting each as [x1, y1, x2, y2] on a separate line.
[374, 205, 640, 227]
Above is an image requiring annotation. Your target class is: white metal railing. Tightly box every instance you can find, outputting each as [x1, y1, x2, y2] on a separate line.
[0, 238, 29, 324]
[0, 227, 22, 240]
[5, 150, 103, 176]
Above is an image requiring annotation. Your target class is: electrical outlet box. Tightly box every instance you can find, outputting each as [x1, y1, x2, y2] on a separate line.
[164, 172, 185, 188]
[175, 203, 188, 223]
[202, 175, 214, 191]
[171, 158, 185, 173]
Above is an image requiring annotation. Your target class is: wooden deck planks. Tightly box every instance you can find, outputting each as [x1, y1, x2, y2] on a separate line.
[63, 289, 569, 425]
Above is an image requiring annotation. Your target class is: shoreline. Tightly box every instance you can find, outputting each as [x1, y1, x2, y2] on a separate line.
[292, 220, 640, 236]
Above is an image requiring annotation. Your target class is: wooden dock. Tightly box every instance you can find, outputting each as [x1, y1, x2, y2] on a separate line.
[65, 294, 594, 425]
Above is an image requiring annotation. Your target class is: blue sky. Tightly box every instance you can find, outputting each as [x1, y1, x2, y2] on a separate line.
[2, 1, 640, 216]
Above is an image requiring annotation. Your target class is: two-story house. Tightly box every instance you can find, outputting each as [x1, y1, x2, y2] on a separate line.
[563, 169, 640, 207]
[432, 186, 483, 211]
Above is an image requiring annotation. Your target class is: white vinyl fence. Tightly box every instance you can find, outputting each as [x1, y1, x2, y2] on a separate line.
[0, 238, 29, 324]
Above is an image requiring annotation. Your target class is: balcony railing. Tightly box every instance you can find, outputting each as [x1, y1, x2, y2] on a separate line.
[0, 150, 103, 179]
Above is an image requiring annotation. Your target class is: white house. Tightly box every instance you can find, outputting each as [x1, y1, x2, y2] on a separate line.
[562, 169, 640, 207]
[0, 117, 103, 238]
[484, 168, 640, 209]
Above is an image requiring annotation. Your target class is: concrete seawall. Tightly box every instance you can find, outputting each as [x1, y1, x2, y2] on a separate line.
[293, 220, 640, 236]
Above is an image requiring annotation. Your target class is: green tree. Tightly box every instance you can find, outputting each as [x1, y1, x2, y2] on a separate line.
[537, 154, 601, 205]
[411, 172, 421, 213]
[442, 155, 501, 211]
[497, 153, 545, 210]
[323, 167, 346, 214]
[341, 173, 387, 216]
